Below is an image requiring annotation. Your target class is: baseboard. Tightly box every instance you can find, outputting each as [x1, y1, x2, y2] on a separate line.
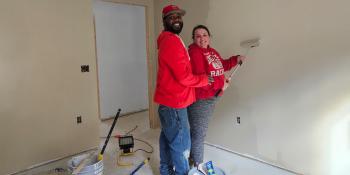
[100, 108, 149, 121]
[204, 142, 303, 175]
[8, 147, 98, 175]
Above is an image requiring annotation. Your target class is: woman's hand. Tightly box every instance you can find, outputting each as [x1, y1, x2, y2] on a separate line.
[237, 55, 246, 65]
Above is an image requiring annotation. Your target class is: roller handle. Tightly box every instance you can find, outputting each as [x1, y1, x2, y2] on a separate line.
[129, 157, 150, 175]
[214, 60, 242, 97]
[100, 108, 121, 156]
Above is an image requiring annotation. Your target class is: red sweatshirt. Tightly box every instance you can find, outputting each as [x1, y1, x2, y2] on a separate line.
[154, 31, 208, 108]
[188, 43, 239, 99]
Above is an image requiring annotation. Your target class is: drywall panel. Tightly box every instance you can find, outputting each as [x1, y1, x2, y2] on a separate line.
[0, 0, 99, 174]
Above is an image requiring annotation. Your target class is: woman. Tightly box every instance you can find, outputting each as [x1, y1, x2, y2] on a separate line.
[188, 25, 246, 166]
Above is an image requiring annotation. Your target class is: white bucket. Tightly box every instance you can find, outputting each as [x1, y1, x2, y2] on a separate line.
[67, 153, 103, 175]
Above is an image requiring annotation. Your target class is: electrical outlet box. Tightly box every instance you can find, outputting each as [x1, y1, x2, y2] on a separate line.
[236, 116, 241, 125]
[81, 65, 89, 72]
[77, 115, 82, 124]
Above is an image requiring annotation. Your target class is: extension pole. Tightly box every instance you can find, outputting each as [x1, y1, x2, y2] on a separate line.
[214, 60, 242, 97]
[129, 158, 150, 175]
[98, 108, 121, 160]
[214, 38, 260, 97]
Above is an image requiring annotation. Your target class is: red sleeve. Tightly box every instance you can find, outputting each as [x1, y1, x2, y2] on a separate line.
[159, 36, 208, 87]
[215, 50, 238, 71]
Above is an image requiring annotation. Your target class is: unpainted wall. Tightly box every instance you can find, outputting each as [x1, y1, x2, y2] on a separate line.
[154, 0, 350, 175]
[0, 0, 99, 174]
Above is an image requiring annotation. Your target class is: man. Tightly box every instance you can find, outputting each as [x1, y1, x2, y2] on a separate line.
[154, 5, 213, 175]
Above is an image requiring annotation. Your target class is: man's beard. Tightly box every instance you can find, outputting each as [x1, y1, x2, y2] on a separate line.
[164, 21, 183, 34]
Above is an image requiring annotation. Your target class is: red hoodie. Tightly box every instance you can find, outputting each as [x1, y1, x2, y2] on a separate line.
[154, 31, 208, 108]
[188, 43, 239, 99]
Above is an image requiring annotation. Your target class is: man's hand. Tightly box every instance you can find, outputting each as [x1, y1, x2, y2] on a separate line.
[223, 78, 230, 91]
[208, 76, 214, 85]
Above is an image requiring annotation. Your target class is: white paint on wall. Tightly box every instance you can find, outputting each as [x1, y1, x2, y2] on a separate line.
[328, 99, 350, 175]
[201, 0, 350, 175]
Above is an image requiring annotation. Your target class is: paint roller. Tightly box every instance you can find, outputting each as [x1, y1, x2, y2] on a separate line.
[99, 108, 121, 160]
[214, 38, 260, 97]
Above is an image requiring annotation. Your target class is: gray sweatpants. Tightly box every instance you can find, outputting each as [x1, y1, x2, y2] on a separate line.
[187, 97, 218, 164]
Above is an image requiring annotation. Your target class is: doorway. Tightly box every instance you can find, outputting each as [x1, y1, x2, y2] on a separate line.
[93, 0, 148, 120]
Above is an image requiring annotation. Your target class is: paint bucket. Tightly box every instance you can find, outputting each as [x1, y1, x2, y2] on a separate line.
[67, 153, 103, 175]
[188, 166, 225, 175]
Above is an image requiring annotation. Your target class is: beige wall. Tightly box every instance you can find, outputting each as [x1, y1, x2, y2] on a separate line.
[0, 0, 157, 173]
[0, 0, 100, 174]
[155, 1, 350, 175]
